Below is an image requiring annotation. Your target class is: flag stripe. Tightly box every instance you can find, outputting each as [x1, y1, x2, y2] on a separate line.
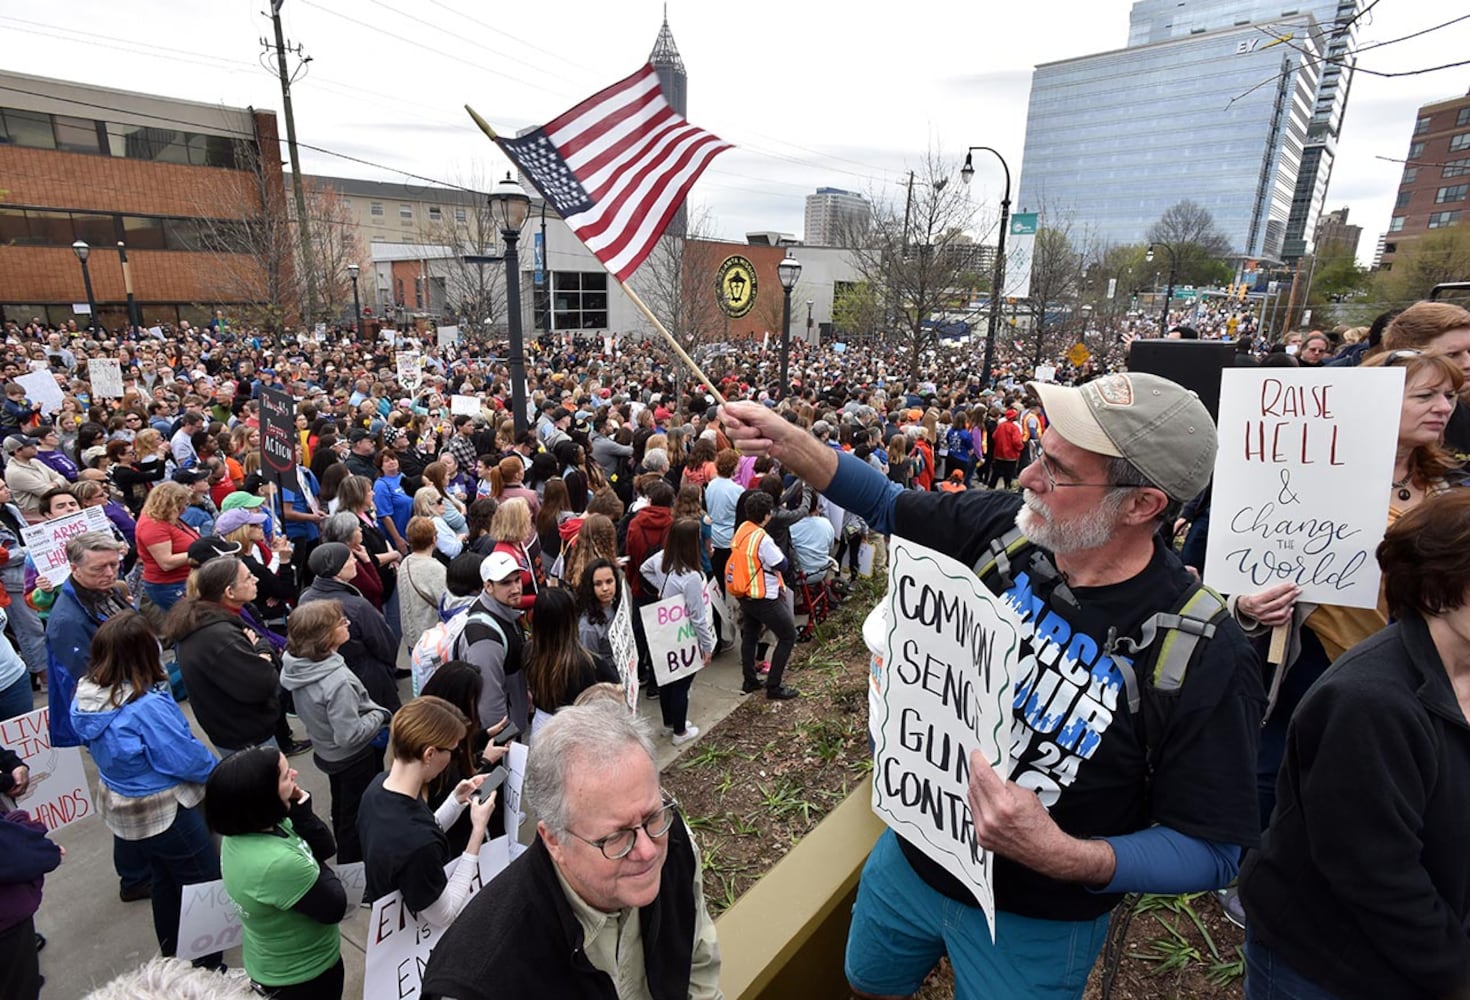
[573, 124, 711, 241]
[492, 62, 730, 282]
[542, 64, 661, 138]
[555, 83, 665, 162]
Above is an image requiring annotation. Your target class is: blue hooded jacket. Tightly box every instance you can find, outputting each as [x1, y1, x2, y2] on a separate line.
[70, 679, 216, 798]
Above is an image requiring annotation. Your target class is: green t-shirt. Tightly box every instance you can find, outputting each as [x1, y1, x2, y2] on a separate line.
[221, 818, 340, 987]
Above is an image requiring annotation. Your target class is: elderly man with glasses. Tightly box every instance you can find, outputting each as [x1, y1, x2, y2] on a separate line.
[720, 372, 1264, 1000]
[422, 701, 721, 1000]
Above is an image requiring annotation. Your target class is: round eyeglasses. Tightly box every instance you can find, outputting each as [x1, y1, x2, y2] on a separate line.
[566, 792, 679, 860]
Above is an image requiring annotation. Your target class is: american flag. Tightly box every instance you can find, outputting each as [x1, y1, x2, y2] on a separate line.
[495, 64, 731, 282]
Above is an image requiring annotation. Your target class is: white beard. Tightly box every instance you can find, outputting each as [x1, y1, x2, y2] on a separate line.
[1015, 490, 1124, 555]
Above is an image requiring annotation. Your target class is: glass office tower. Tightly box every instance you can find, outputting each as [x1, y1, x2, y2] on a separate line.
[1126, 1, 1359, 259]
[1016, 14, 1325, 261]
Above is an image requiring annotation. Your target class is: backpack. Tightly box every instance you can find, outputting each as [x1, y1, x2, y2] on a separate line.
[409, 606, 508, 696]
[973, 526, 1229, 785]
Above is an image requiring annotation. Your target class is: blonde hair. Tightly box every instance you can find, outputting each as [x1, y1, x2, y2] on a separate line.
[390, 695, 470, 763]
[490, 496, 531, 543]
[412, 486, 442, 517]
[140, 481, 191, 521]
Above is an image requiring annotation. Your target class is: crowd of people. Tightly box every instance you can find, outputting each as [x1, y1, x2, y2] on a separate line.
[0, 297, 1466, 999]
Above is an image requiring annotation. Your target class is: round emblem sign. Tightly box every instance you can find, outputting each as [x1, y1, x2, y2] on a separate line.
[715, 256, 758, 319]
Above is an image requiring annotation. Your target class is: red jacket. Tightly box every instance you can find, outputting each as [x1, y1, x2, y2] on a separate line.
[913, 439, 936, 491]
[625, 506, 673, 601]
[992, 419, 1025, 462]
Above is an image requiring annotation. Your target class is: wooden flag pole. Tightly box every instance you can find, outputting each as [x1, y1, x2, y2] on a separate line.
[464, 104, 727, 407]
[616, 280, 727, 406]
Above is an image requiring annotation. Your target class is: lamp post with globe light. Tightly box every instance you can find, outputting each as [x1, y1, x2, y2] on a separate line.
[489, 173, 532, 434]
[777, 252, 802, 398]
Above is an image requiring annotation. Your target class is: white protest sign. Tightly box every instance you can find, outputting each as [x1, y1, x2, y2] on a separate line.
[396, 352, 422, 390]
[608, 582, 639, 712]
[88, 357, 124, 398]
[20, 506, 113, 586]
[0, 708, 95, 831]
[15, 370, 63, 415]
[363, 838, 515, 1000]
[502, 740, 528, 840]
[436, 325, 460, 348]
[639, 588, 712, 687]
[147, 326, 165, 339]
[450, 394, 480, 417]
[1203, 368, 1403, 608]
[1034, 364, 1057, 383]
[871, 537, 1021, 941]
[177, 879, 243, 961]
[177, 859, 368, 962]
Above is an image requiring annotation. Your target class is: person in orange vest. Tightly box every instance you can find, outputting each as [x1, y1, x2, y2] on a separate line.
[725, 490, 798, 701]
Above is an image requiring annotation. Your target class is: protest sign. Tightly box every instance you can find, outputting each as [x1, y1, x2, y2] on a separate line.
[364, 838, 514, 1000]
[15, 370, 62, 415]
[177, 860, 366, 962]
[0, 708, 94, 831]
[639, 587, 712, 687]
[436, 325, 460, 348]
[397, 352, 422, 390]
[21, 506, 113, 585]
[1203, 368, 1403, 608]
[608, 581, 639, 711]
[870, 537, 1021, 940]
[177, 879, 242, 961]
[258, 386, 297, 486]
[502, 741, 528, 841]
[450, 394, 480, 416]
[1033, 364, 1057, 383]
[88, 357, 124, 397]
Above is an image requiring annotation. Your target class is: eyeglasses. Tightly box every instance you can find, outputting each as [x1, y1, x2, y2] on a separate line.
[1034, 449, 1131, 491]
[566, 792, 679, 860]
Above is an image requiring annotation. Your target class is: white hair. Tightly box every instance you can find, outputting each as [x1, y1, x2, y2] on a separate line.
[85, 958, 258, 1000]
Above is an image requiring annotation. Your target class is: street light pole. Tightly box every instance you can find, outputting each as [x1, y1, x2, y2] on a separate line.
[71, 241, 97, 333]
[961, 146, 1011, 388]
[116, 242, 140, 330]
[489, 174, 532, 435]
[805, 299, 814, 346]
[777, 252, 802, 399]
[347, 263, 362, 334]
[1146, 243, 1178, 335]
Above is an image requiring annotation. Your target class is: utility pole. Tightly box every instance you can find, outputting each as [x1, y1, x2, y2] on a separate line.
[263, 0, 317, 326]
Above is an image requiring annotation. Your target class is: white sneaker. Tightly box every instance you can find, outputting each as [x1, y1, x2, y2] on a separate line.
[670, 725, 700, 746]
[662, 724, 674, 735]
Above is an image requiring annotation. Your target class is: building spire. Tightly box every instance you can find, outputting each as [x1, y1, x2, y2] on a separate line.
[649, 7, 685, 73]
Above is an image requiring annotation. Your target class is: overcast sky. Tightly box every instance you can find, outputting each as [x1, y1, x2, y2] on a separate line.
[2, 0, 1466, 265]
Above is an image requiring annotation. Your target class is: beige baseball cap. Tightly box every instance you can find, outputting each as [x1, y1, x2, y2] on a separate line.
[1027, 372, 1216, 502]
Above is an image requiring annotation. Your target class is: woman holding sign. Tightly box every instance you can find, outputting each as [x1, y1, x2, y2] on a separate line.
[1239, 490, 1470, 1000]
[207, 747, 347, 1000]
[639, 519, 716, 746]
[1235, 350, 1462, 828]
[357, 696, 496, 928]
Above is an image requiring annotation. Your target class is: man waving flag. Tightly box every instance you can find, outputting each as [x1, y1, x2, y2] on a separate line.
[484, 64, 731, 282]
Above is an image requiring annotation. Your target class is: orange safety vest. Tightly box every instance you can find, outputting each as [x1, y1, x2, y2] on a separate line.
[726, 521, 779, 599]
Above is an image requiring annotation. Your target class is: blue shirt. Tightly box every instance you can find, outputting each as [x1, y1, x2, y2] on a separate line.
[280, 467, 322, 542]
[373, 474, 414, 538]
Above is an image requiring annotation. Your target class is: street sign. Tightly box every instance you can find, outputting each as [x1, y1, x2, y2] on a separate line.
[1067, 343, 1091, 367]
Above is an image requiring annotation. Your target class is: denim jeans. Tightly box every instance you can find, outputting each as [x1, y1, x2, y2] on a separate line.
[658, 674, 695, 733]
[141, 579, 187, 615]
[0, 670, 34, 722]
[1245, 927, 1344, 1000]
[131, 804, 222, 966]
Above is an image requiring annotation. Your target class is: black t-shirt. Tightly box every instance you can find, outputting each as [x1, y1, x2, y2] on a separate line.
[889, 489, 1264, 921]
[1444, 399, 1470, 469]
[359, 773, 450, 913]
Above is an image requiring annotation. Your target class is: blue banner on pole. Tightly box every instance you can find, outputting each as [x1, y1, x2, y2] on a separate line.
[534, 232, 544, 287]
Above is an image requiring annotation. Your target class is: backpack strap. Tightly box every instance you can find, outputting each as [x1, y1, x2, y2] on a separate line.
[1104, 583, 1227, 712]
[971, 526, 1032, 592]
[453, 606, 508, 660]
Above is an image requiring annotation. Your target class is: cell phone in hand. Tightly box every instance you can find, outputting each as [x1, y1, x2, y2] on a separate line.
[491, 724, 521, 748]
[474, 765, 508, 803]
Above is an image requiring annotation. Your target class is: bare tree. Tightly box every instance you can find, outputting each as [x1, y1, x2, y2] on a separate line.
[634, 209, 733, 357]
[413, 168, 505, 337]
[190, 144, 297, 330]
[1146, 200, 1234, 287]
[837, 151, 985, 380]
[301, 180, 363, 325]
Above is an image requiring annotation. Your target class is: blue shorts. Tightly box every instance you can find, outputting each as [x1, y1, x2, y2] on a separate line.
[845, 829, 1110, 1000]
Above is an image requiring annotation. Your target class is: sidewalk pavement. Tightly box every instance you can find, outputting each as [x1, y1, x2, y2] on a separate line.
[34, 641, 753, 998]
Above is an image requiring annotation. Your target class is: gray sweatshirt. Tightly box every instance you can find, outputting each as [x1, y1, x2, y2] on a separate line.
[280, 651, 390, 767]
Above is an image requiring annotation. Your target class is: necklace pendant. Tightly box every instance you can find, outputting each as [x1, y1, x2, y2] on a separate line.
[1398, 487, 1412, 502]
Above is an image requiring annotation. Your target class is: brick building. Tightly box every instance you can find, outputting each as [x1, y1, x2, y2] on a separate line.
[0, 70, 286, 329]
[1380, 88, 1470, 269]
